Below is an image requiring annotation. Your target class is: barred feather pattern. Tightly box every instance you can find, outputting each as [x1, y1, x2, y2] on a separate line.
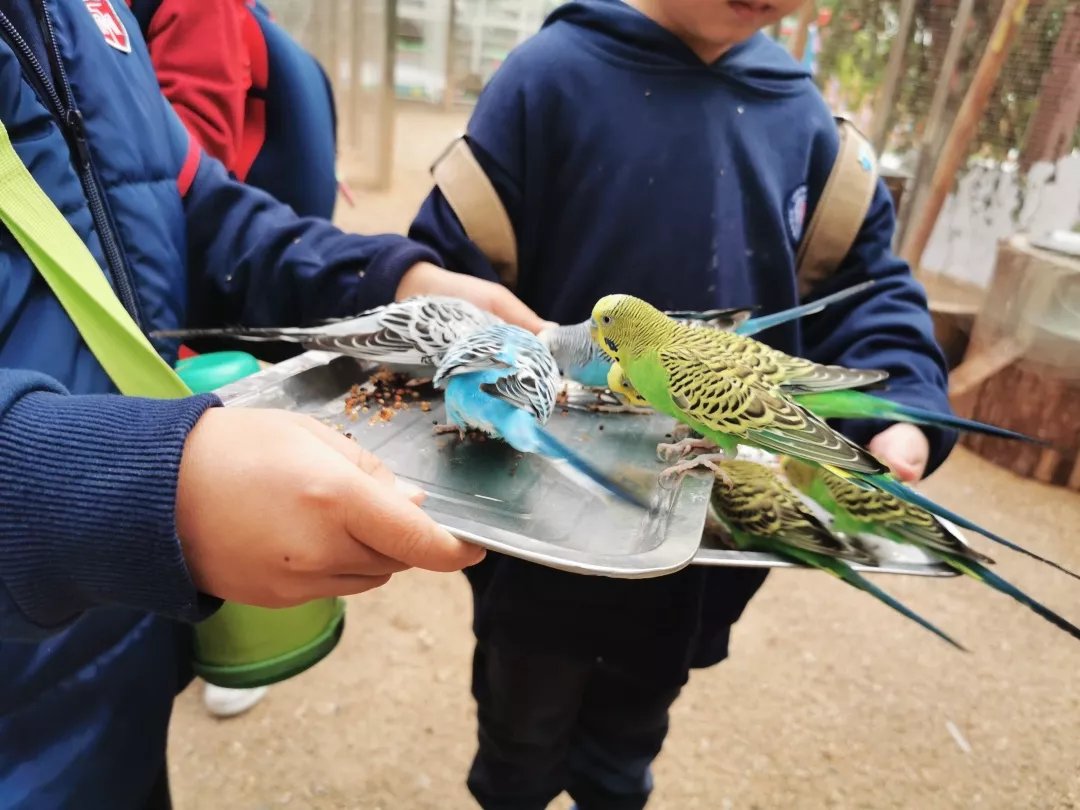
[434, 324, 560, 423]
[810, 463, 994, 564]
[660, 346, 887, 475]
[306, 296, 501, 364]
[150, 295, 501, 366]
[592, 294, 888, 394]
[710, 461, 874, 564]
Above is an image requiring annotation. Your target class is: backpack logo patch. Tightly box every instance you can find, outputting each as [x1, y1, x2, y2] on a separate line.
[786, 184, 808, 243]
[84, 0, 132, 54]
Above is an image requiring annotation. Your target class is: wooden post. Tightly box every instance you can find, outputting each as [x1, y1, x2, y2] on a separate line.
[790, 1, 816, 62]
[896, 0, 975, 247]
[348, 0, 365, 152]
[374, 0, 398, 192]
[868, 0, 917, 156]
[443, 0, 458, 112]
[1018, 3, 1080, 172]
[901, 0, 1031, 274]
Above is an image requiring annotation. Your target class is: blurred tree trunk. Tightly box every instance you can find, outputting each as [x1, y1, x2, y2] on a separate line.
[1018, 3, 1080, 172]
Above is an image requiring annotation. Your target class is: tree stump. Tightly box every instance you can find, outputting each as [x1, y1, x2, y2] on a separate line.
[921, 270, 986, 371]
[949, 234, 1080, 490]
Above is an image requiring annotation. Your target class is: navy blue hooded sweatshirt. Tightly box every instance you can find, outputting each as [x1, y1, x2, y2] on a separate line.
[409, 0, 956, 675]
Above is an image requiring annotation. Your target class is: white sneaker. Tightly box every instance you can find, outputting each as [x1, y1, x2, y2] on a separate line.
[202, 683, 269, 718]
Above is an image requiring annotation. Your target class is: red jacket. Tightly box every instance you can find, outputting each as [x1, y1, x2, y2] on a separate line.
[131, 0, 339, 219]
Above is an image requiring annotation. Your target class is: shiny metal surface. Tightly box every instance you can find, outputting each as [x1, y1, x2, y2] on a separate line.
[217, 351, 960, 579]
[216, 351, 713, 578]
[693, 535, 958, 578]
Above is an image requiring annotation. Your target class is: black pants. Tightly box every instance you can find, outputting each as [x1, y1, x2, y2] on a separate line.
[144, 765, 171, 810]
[467, 642, 683, 810]
[463, 556, 768, 810]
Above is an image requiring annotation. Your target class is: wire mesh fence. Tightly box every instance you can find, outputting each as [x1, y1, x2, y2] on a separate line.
[809, 0, 1080, 285]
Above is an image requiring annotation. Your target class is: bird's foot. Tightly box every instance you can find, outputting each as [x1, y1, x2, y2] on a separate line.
[659, 453, 735, 488]
[433, 424, 466, 441]
[671, 423, 696, 442]
[656, 437, 720, 462]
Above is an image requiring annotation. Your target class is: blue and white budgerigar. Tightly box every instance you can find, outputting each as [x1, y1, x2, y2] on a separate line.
[539, 280, 877, 390]
[151, 295, 501, 368]
[432, 323, 647, 507]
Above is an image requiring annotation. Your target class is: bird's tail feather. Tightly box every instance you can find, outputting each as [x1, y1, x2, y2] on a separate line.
[533, 427, 650, 509]
[839, 392, 1049, 447]
[861, 472, 1080, 582]
[945, 556, 1080, 643]
[736, 280, 878, 337]
[783, 545, 966, 651]
[150, 325, 316, 343]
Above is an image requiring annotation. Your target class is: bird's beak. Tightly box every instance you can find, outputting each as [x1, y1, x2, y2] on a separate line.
[588, 317, 599, 340]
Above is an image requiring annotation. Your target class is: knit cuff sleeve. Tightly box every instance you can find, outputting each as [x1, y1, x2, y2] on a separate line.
[0, 379, 223, 633]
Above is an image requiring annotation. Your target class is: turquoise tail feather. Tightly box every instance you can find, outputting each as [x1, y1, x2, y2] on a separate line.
[799, 390, 1049, 447]
[736, 280, 878, 337]
[783, 547, 966, 651]
[533, 426, 650, 509]
[946, 556, 1080, 643]
[872, 398, 1049, 447]
[838, 566, 968, 652]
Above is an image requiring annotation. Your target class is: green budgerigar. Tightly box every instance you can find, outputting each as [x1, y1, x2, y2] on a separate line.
[593, 294, 1046, 444]
[706, 459, 965, 650]
[781, 458, 1080, 643]
[589, 294, 1079, 581]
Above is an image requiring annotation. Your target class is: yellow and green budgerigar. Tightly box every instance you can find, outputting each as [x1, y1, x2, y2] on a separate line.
[590, 294, 1046, 446]
[589, 294, 1080, 581]
[781, 458, 1080, 643]
[706, 459, 965, 650]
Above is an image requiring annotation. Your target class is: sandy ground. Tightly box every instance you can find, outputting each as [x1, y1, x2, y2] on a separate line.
[168, 103, 1080, 810]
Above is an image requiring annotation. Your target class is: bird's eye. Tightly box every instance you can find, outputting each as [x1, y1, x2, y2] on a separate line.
[601, 315, 612, 326]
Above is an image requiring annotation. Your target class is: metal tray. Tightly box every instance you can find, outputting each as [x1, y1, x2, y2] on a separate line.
[217, 351, 959, 580]
[693, 535, 958, 577]
[215, 350, 713, 578]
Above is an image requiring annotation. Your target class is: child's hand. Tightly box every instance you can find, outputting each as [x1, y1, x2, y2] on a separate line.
[176, 408, 485, 607]
[396, 262, 557, 334]
[868, 423, 930, 482]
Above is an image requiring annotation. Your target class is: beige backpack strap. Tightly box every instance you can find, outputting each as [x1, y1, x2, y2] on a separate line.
[430, 136, 519, 290]
[796, 117, 879, 298]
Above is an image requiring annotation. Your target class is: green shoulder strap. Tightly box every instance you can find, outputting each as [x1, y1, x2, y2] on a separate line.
[0, 118, 192, 399]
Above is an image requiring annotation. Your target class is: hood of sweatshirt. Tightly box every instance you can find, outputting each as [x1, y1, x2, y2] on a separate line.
[545, 0, 811, 96]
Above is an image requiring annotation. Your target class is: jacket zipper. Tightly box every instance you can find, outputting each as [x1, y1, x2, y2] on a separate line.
[0, 5, 144, 328]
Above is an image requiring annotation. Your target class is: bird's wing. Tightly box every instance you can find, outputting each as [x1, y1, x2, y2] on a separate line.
[819, 472, 993, 563]
[478, 330, 560, 422]
[659, 346, 887, 475]
[673, 325, 889, 394]
[712, 461, 872, 562]
[314, 296, 496, 364]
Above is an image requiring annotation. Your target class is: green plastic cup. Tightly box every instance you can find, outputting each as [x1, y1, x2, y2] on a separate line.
[190, 598, 347, 689]
[177, 350, 347, 688]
